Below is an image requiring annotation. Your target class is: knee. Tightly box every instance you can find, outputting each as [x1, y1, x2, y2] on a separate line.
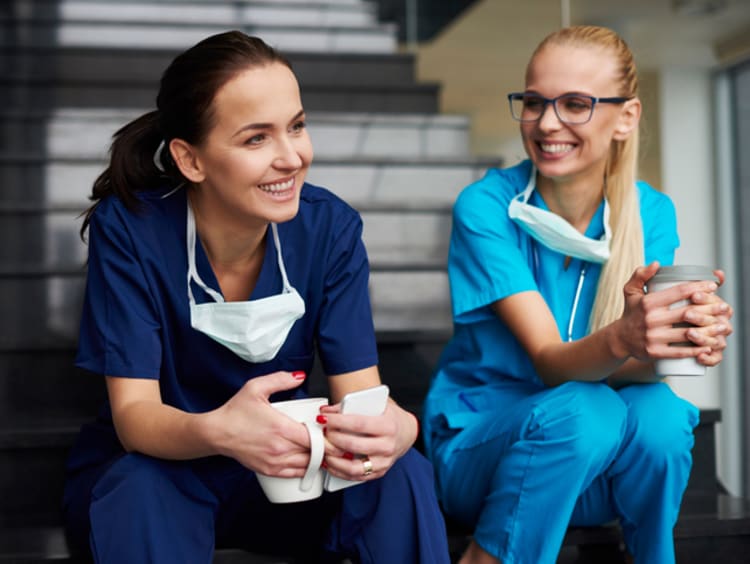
[358, 449, 440, 511]
[382, 448, 437, 490]
[621, 383, 699, 461]
[525, 382, 627, 461]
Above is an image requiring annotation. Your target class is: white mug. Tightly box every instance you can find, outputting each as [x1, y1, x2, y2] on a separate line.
[646, 265, 717, 377]
[256, 397, 327, 503]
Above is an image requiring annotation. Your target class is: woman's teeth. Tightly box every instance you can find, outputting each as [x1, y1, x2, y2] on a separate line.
[258, 178, 294, 193]
[540, 143, 574, 153]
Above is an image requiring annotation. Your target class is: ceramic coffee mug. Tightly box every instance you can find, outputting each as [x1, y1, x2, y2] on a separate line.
[646, 265, 718, 377]
[256, 397, 327, 503]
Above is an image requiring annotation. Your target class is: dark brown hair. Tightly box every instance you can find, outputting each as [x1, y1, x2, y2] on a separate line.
[80, 31, 292, 238]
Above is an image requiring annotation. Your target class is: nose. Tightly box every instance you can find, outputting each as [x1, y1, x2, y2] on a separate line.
[537, 101, 563, 131]
[273, 136, 304, 170]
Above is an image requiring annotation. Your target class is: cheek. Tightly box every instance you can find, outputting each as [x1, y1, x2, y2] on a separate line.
[297, 136, 314, 165]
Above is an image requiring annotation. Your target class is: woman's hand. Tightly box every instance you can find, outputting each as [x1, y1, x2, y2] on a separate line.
[682, 269, 733, 367]
[318, 399, 418, 483]
[616, 263, 730, 364]
[209, 371, 317, 478]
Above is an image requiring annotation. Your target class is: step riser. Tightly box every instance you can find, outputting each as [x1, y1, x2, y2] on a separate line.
[2, 22, 398, 53]
[0, 83, 440, 113]
[0, 113, 472, 160]
[0, 447, 70, 528]
[30, 1, 379, 28]
[0, 161, 482, 206]
[1, 51, 421, 87]
[0, 212, 452, 269]
[0, 272, 452, 352]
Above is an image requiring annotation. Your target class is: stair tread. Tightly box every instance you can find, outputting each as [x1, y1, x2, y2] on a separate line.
[1, 493, 748, 561]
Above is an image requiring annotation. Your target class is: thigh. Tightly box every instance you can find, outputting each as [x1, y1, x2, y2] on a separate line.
[437, 381, 626, 524]
[207, 461, 343, 559]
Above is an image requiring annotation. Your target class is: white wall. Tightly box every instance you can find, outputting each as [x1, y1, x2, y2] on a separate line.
[659, 67, 743, 496]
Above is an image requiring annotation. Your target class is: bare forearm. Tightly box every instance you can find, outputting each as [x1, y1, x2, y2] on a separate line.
[113, 400, 221, 460]
[534, 321, 629, 386]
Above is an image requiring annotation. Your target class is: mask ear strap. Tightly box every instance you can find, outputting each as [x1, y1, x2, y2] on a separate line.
[186, 201, 225, 304]
[601, 174, 612, 243]
[271, 223, 294, 293]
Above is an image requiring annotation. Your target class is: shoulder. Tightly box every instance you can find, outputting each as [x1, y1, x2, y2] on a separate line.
[86, 187, 184, 252]
[454, 160, 532, 221]
[297, 182, 362, 228]
[636, 180, 677, 219]
[286, 183, 363, 244]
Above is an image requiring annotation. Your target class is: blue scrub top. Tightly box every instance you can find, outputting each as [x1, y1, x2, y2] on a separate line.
[422, 160, 680, 447]
[76, 183, 379, 419]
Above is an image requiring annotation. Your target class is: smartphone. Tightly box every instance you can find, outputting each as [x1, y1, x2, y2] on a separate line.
[323, 384, 390, 492]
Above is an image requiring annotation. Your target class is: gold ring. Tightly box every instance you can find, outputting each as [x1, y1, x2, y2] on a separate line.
[362, 456, 373, 477]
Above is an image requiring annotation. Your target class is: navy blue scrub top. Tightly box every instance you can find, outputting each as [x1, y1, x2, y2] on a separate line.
[76, 183, 379, 418]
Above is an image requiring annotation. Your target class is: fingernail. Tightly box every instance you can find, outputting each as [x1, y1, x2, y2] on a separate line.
[343, 452, 354, 460]
[292, 371, 306, 380]
[316, 414, 327, 424]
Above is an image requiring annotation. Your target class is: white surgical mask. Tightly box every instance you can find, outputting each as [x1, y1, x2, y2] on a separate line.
[508, 166, 611, 263]
[186, 203, 305, 363]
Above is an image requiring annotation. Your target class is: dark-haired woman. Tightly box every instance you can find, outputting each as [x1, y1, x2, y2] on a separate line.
[63, 31, 449, 563]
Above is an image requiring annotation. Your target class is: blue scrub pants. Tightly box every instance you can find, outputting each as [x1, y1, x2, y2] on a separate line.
[63, 447, 450, 564]
[430, 381, 699, 564]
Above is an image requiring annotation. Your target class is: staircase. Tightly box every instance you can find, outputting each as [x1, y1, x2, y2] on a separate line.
[1, 1, 749, 563]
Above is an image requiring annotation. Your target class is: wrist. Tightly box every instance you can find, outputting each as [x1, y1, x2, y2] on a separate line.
[197, 408, 230, 458]
[605, 319, 630, 362]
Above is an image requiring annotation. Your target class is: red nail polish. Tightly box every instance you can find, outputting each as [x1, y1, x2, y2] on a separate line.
[343, 452, 354, 460]
[292, 371, 306, 380]
[321, 460, 328, 469]
[316, 414, 327, 424]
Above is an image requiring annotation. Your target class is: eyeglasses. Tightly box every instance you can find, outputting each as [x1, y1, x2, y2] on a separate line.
[507, 93, 631, 125]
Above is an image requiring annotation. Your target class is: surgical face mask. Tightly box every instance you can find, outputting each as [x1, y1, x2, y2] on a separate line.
[186, 203, 305, 363]
[508, 166, 611, 263]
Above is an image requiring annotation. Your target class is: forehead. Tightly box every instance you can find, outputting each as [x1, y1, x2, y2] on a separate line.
[525, 43, 620, 95]
[210, 63, 301, 126]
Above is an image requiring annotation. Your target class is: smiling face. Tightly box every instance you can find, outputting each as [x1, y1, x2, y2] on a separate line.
[173, 62, 313, 230]
[521, 43, 637, 187]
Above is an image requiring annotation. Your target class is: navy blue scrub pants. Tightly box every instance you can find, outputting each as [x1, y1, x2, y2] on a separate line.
[64, 447, 450, 563]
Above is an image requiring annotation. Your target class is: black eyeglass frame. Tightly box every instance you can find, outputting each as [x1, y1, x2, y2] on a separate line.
[507, 92, 633, 125]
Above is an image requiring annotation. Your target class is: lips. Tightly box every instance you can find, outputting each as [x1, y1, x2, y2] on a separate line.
[258, 177, 295, 193]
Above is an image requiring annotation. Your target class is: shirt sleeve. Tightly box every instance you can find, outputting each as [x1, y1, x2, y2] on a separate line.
[76, 201, 162, 379]
[316, 212, 379, 376]
[449, 174, 537, 324]
[639, 182, 680, 266]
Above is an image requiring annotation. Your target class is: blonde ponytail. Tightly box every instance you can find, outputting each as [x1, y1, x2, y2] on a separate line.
[534, 25, 644, 331]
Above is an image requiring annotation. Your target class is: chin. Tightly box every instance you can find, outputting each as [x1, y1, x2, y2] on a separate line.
[266, 200, 301, 224]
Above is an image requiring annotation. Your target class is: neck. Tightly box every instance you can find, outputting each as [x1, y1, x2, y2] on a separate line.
[188, 190, 267, 269]
[535, 168, 605, 233]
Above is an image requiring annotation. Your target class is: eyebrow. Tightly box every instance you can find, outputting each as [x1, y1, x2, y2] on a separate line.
[232, 109, 306, 137]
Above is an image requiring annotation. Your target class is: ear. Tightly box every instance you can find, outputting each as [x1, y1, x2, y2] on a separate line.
[612, 98, 641, 141]
[169, 138, 205, 183]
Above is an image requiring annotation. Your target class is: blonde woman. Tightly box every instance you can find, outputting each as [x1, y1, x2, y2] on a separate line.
[422, 25, 733, 564]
